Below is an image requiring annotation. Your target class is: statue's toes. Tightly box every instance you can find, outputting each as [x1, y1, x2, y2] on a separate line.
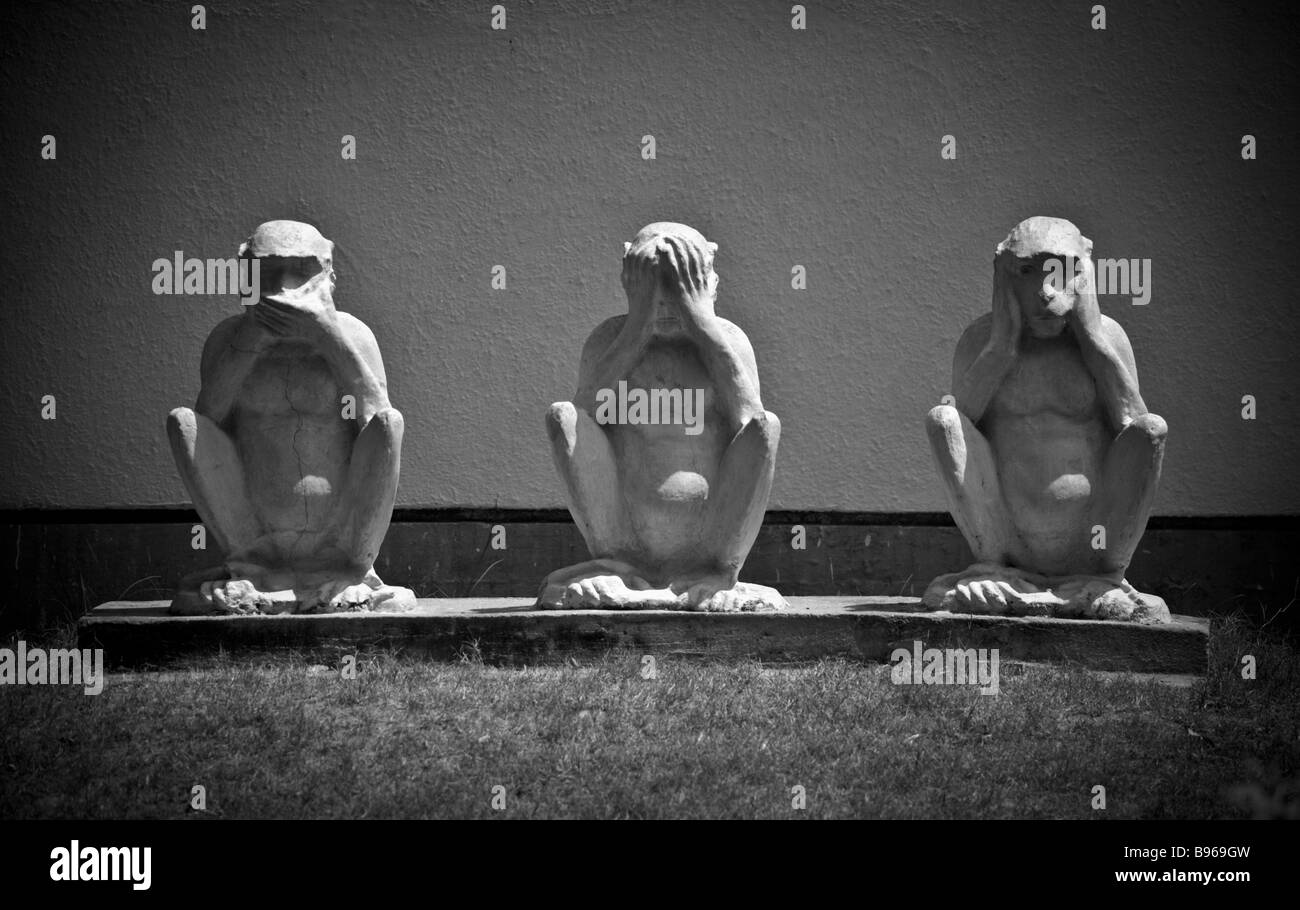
[683, 583, 716, 608]
[341, 584, 373, 609]
[979, 580, 1009, 609]
[996, 581, 1023, 604]
[208, 579, 260, 614]
[562, 582, 584, 607]
[591, 576, 629, 607]
[706, 589, 742, 613]
[562, 578, 603, 608]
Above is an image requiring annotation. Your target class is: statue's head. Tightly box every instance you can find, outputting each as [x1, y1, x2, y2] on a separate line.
[239, 220, 335, 299]
[621, 222, 719, 333]
[995, 216, 1093, 338]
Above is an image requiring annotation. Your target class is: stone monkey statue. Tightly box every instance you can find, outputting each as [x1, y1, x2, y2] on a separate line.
[168, 220, 414, 614]
[539, 222, 785, 612]
[924, 216, 1168, 621]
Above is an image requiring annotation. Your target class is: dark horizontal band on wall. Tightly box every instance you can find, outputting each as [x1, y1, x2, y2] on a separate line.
[1, 508, 1299, 531]
[4, 513, 1299, 636]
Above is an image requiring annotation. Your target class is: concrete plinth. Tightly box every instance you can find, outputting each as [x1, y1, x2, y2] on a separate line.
[78, 597, 1210, 674]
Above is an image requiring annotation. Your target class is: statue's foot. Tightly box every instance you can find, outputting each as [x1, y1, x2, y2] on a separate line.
[922, 563, 1170, 623]
[536, 559, 672, 609]
[676, 574, 788, 613]
[170, 566, 415, 615]
[170, 566, 231, 615]
[920, 563, 1046, 615]
[300, 574, 417, 614]
[537, 561, 786, 612]
[1050, 576, 1170, 623]
[170, 571, 298, 616]
[302, 579, 374, 613]
[358, 568, 418, 613]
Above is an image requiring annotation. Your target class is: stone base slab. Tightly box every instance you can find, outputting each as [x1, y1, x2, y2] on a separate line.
[78, 597, 1209, 674]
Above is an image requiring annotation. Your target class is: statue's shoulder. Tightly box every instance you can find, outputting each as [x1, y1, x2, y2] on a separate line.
[583, 315, 626, 349]
[961, 312, 994, 340]
[200, 313, 247, 360]
[714, 316, 749, 336]
[1098, 312, 1131, 341]
[712, 316, 756, 351]
[332, 309, 379, 343]
[328, 311, 388, 382]
[955, 312, 993, 355]
[205, 312, 245, 342]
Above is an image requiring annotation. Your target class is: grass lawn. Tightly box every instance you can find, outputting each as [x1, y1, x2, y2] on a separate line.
[1, 617, 1297, 819]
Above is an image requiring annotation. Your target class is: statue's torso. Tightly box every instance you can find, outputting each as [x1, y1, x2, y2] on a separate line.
[983, 333, 1109, 555]
[230, 340, 355, 538]
[609, 335, 727, 562]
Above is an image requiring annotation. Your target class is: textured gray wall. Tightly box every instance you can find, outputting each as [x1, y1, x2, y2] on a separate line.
[1, 0, 1297, 514]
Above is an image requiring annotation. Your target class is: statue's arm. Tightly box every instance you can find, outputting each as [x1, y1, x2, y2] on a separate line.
[1075, 315, 1147, 432]
[194, 313, 264, 426]
[575, 316, 637, 413]
[952, 315, 1011, 424]
[321, 313, 392, 426]
[687, 317, 764, 437]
